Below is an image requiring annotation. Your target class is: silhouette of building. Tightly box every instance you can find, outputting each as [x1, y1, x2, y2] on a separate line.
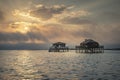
[75, 39, 104, 53]
[49, 42, 69, 52]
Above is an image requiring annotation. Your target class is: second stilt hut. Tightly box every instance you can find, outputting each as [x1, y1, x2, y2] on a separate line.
[75, 39, 104, 53]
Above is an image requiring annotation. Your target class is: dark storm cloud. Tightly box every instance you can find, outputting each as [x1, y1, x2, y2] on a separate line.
[0, 32, 48, 42]
[30, 5, 67, 20]
[0, 32, 28, 42]
[0, 43, 49, 50]
[60, 17, 93, 25]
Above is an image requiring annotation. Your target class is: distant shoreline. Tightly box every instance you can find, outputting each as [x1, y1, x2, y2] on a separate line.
[69, 48, 120, 50]
[104, 49, 120, 50]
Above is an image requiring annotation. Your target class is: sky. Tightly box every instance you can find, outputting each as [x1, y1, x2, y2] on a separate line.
[0, 0, 120, 49]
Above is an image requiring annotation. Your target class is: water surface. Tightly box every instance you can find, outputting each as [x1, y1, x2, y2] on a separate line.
[0, 50, 120, 80]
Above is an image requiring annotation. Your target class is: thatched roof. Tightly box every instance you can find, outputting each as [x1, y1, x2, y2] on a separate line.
[53, 42, 65, 45]
[80, 39, 99, 48]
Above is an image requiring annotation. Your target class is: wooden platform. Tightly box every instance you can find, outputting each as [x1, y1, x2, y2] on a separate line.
[75, 46, 104, 53]
[49, 47, 69, 52]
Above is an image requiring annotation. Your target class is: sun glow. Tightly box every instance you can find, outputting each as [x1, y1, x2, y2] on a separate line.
[9, 21, 31, 33]
[24, 26, 29, 30]
[18, 24, 30, 33]
[16, 26, 30, 33]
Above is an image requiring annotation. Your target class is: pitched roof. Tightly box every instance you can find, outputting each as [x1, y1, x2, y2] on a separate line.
[53, 42, 65, 45]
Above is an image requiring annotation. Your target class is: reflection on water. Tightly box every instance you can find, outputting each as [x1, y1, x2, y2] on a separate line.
[0, 50, 120, 80]
[12, 51, 38, 79]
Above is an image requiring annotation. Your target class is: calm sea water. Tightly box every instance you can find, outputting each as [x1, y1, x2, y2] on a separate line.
[0, 50, 120, 80]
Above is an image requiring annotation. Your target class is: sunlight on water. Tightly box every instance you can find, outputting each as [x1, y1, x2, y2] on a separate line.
[0, 50, 120, 80]
[13, 51, 37, 79]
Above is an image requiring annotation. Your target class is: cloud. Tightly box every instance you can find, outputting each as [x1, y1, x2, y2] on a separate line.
[0, 31, 49, 43]
[12, 10, 41, 23]
[0, 10, 5, 22]
[0, 0, 120, 49]
[30, 4, 67, 20]
[99, 11, 120, 23]
[60, 16, 94, 25]
[55, 9, 92, 25]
